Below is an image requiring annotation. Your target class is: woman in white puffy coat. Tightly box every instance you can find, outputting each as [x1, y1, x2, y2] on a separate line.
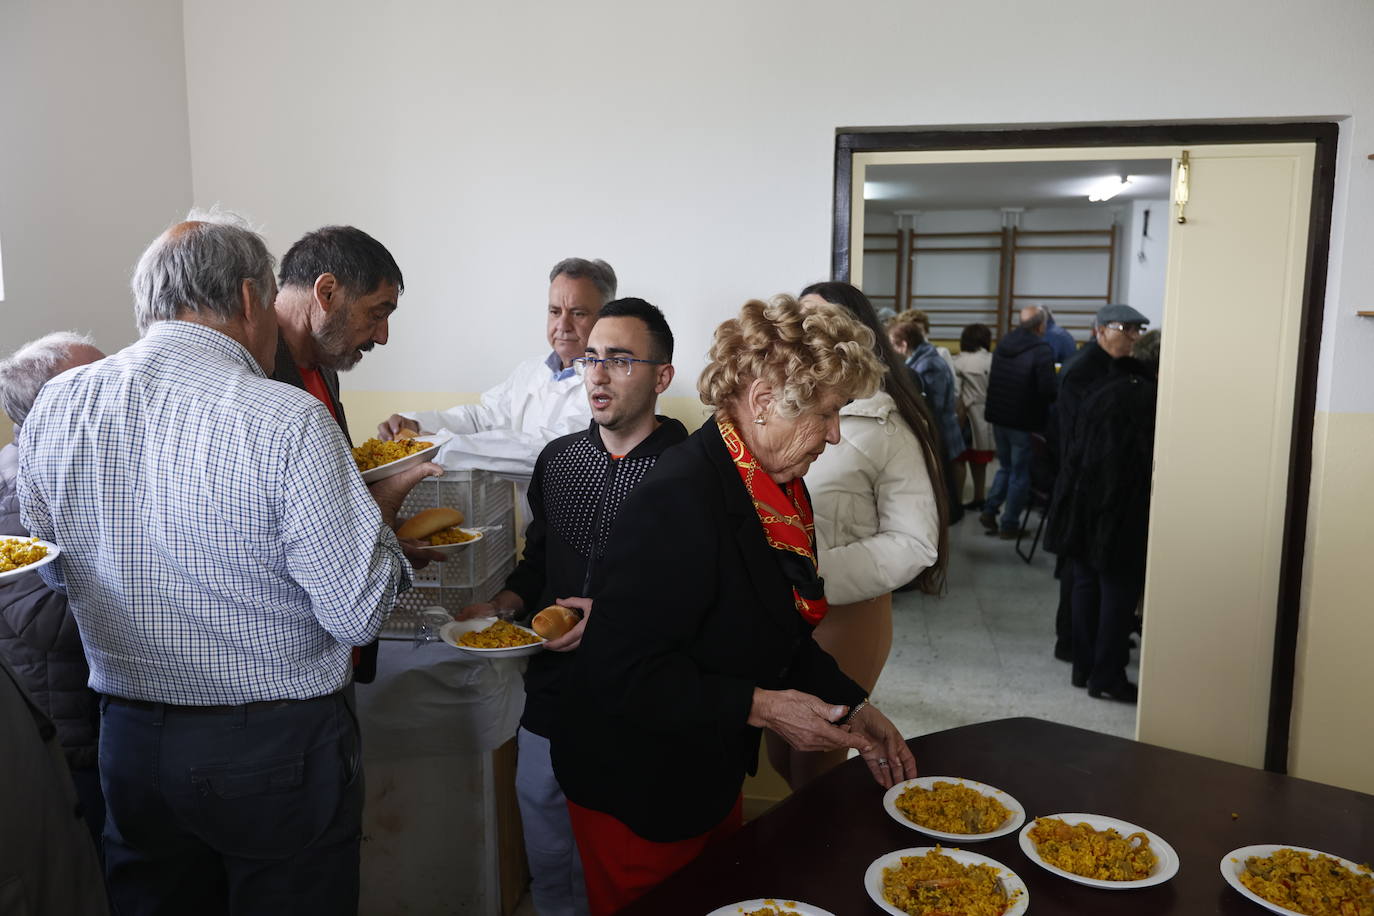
[764, 283, 948, 789]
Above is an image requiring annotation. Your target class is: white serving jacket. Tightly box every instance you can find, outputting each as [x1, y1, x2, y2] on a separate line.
[807, 390, 940, 605]
[402, 354, 591, 512]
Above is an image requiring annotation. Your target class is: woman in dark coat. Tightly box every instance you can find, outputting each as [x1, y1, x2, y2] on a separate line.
[1059, 330, 1161, 703]
[551, 296, 915, 914]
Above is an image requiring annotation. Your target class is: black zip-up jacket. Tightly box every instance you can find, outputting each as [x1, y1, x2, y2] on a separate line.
[984, 327, 1057, 432]
[508, 416, 689, 738]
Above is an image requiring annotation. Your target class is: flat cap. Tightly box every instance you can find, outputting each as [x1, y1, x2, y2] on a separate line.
[1095, 303, 1150, 326]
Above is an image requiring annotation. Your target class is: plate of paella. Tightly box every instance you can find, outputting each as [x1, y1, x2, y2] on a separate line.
[882, 776, 1026, 842]
[1018, 813, 1179, 889]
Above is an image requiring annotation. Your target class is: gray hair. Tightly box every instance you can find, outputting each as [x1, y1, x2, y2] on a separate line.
[1132, 329, 1162, 368]
[133, 207, 276, 335]
[0, 331, 97, 427]
[1019, 305, 1047, 333]
[549, 257, 617, 304]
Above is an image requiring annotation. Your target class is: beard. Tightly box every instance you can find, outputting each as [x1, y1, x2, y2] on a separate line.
[314, 307, 372, 371]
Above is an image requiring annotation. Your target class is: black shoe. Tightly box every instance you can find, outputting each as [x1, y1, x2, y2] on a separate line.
[1054, 643, 1073, 662]
[1071, 670, 1088, 688]
[1088, 680, 1139, 704]
[962, 500, 984, 511]
[978, 511, 997, 533]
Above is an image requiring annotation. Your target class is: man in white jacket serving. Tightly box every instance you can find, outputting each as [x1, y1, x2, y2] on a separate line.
[377, 258, 616, 509]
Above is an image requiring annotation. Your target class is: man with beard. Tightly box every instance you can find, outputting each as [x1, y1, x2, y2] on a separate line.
[273, 225, 403, 440]
[460, 298, 685, 916]
[273, 225, 439, 682]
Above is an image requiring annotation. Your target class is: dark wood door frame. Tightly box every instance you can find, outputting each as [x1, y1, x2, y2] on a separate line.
[832, 122, 1338, 775]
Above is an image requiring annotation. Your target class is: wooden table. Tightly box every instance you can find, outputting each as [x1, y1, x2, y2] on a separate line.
[621, 717, 1374, 915]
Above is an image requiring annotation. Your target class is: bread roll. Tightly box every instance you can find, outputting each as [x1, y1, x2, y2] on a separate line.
[532, 605, 580, 640]
[396, 507, 464, 540]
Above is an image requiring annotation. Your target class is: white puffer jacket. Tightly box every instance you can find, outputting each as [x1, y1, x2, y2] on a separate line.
[807, 391, 940, 605]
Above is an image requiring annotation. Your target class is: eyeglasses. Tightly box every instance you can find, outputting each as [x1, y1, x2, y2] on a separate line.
[1104, 322, 1146, 335]
[571, 356, 665, 378]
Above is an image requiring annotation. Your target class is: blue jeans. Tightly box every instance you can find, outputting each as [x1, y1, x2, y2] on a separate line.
[984, 426, 1032, 532]
[98, 690, 362, 916]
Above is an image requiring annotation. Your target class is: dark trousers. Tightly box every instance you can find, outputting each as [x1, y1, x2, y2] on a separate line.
[70, 763, 106, 856]
[1071, 559, 1143, 691]
[1053, 553, 1073, 654]
[98, 690, 362, 916]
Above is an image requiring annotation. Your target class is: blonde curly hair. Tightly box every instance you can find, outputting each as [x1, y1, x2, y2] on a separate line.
[698, 295, 886, 418]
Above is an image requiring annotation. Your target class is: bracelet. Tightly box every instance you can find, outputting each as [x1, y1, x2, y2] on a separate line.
[839, 698, 869, 727]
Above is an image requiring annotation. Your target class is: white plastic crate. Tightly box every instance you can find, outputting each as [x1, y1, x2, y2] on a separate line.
[385, 469, 517, 634]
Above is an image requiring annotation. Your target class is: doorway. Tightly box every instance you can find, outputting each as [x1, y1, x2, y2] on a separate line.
[861, 156, 1174, 744]
[833, 124, 1337, 774]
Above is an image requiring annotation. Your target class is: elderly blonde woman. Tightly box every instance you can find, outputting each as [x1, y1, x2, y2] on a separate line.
[551, 296, 916, 915]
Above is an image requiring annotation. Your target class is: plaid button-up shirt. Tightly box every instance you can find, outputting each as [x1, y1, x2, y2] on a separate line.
[17, 321, 410, 704]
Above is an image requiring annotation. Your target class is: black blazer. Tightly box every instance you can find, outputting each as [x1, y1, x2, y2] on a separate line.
[550, 418, 865, 842]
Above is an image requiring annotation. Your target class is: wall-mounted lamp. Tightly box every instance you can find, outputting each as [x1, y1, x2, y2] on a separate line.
[1088, 176, 1133, 202]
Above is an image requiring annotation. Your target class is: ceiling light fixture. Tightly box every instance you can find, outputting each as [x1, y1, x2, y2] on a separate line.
[1088, 176, 1133, 202]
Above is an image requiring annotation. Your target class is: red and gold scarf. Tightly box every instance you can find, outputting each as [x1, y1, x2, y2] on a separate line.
[717, 415, 830, 625]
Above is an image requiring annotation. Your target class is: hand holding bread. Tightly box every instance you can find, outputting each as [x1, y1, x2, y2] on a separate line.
[532, 605, 581, 640]
[540, 596, 592, 652]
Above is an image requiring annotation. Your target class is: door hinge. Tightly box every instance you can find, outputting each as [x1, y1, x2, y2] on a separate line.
[1175, 150, 1191, 224]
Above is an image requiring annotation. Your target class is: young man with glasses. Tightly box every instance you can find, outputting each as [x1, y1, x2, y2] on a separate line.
[459, 298, 686, 916]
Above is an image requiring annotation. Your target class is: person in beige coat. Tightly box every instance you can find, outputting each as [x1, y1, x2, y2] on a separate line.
[951, 323, 996, 509]
[764, 283, 946, 789]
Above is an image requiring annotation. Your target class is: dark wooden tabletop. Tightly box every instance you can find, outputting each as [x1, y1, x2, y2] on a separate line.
[620, 717, 1374, 915]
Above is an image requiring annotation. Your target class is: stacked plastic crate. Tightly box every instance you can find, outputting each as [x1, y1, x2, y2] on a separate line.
[384, 468, 516, 636]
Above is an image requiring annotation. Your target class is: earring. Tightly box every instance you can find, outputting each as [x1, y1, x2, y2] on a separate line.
[753, 413, 766, 426]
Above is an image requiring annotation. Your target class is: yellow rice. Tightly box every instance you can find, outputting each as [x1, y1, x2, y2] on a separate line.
[1237, 847, 1374, 916]
[1026, 816, 1156, 881]
[895, 781, 1011, 834]
[0, 537, 48, 573]
[429, 527, 477, 546]
[457, 619, 541, 649]
[881, 847, 1014, 916]
[742, 903, 796, 916]
[351, 437, 430, 472]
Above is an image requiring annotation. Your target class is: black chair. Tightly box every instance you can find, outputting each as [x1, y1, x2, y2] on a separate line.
[1016, 432, 1054, 563]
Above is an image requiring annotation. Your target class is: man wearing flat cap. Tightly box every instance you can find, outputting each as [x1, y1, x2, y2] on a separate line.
[1044, 303, 1150, 666]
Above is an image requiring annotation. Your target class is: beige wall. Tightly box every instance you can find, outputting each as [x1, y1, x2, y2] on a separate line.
[1289, 411, 1374, 794]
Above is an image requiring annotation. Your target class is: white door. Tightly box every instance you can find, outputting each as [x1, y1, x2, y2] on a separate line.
[1139, 142, 1314, 768]
[849, 143, 1317, 768]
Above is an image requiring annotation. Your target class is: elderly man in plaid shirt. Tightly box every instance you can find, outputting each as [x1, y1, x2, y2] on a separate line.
[17, 210, 438, 915]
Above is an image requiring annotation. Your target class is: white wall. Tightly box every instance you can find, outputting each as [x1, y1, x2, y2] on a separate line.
[177, 0, 1374, 416]
[1119, 199, 1171, 326]
[0, 0, 192, 356]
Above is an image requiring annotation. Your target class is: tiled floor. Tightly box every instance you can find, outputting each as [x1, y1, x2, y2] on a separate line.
[873, 510, 1139, 741]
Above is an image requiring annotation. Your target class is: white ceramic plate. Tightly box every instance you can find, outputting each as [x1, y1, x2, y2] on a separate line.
[864, 846, 1029, 916]
[439, 618, 544, 658]
[358, 433, 449, 483]
[882, 776, 1026, 842]
[421, 528, 485, 554]
[705, 899, 836, 916]
[1221, 843, 1374, 916]
[1018, 813, 1180, 889]
[0, 535, 61, 583]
